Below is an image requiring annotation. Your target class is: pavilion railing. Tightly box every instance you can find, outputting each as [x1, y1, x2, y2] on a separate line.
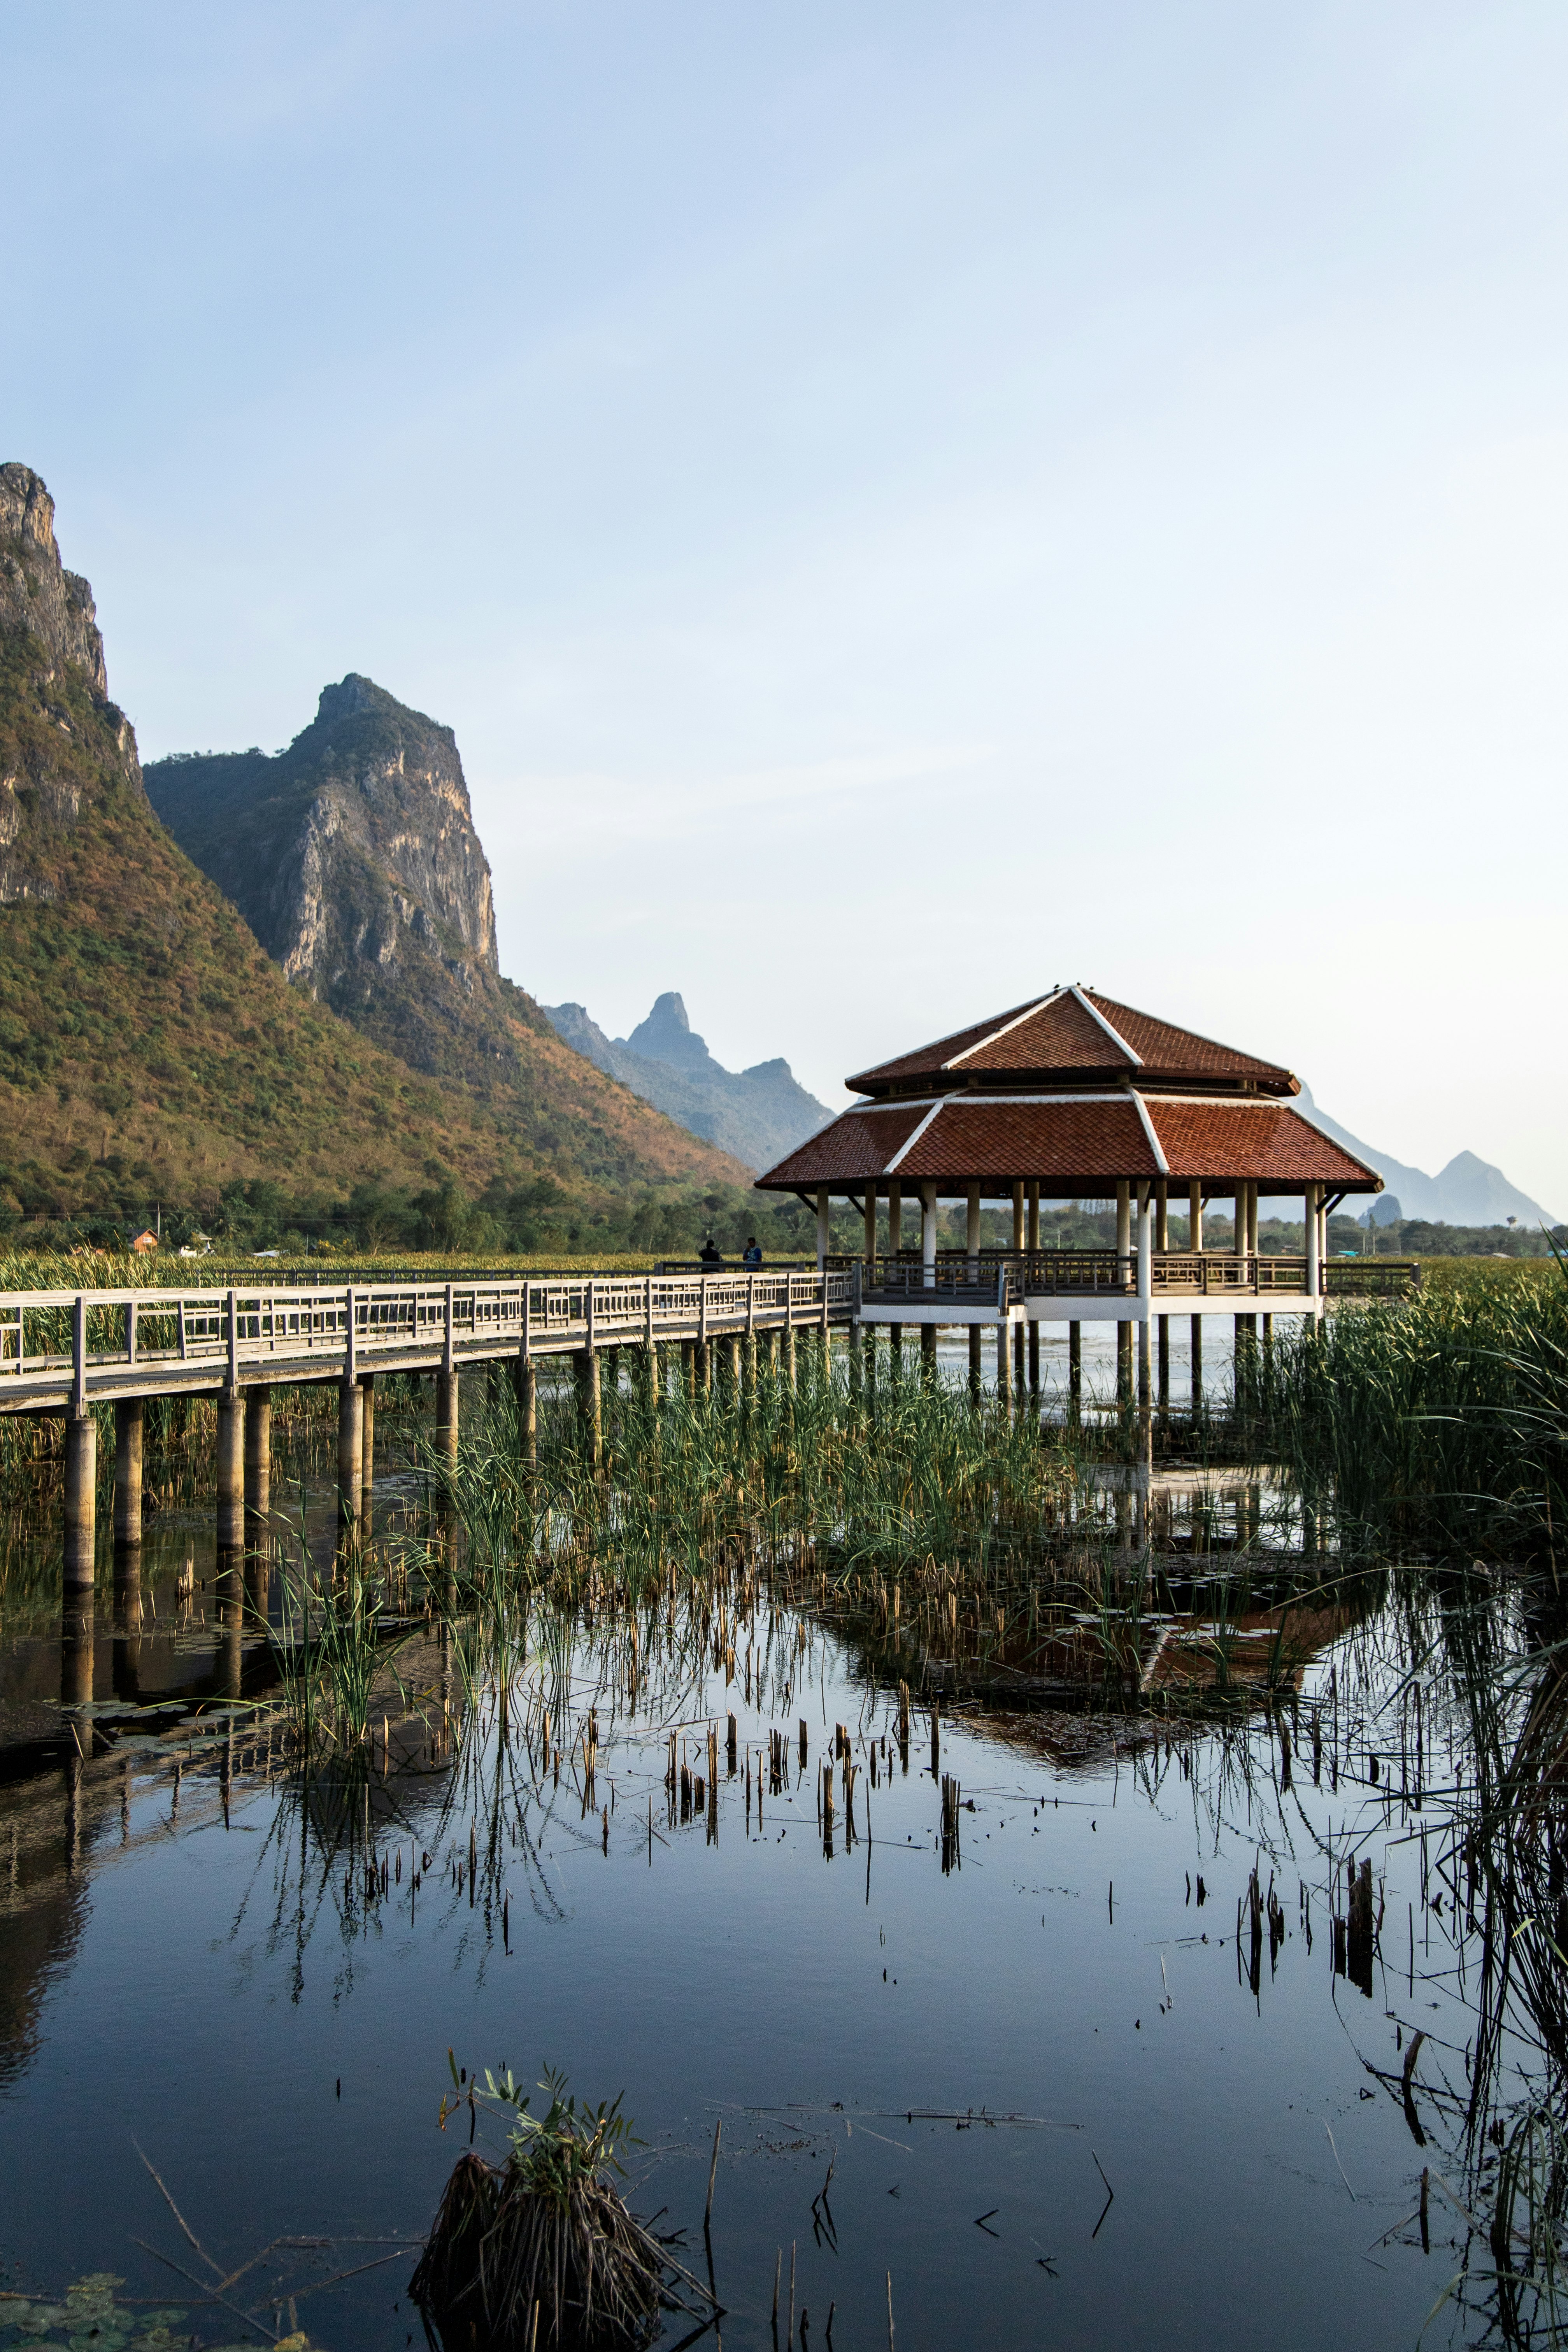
[852, 1249, 1418, 1300]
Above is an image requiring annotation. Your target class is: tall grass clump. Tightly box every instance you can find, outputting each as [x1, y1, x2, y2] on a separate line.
[1260, 1268, 1568, 1558]
[429, 1347, 1086, 1610]
[411, 2064, 671, 2352]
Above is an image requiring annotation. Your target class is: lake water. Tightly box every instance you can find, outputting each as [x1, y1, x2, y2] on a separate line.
[0, 1408, 1517, 2352]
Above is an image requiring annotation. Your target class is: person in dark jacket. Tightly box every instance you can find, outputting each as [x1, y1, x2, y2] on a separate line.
[699, 1235, 725, 1268]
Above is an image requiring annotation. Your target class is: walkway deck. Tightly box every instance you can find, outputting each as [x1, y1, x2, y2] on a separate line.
[0, 1270, 856, 1415]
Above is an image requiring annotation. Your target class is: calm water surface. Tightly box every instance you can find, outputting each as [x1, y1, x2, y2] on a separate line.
[0, 1431, 1490, 2352]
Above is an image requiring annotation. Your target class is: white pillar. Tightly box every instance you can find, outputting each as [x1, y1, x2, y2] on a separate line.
[1011, 1180, 1025, 1254]
[921, 1182, 937, 1288]
[1116, 1180, 1131, 1275]
[1233, 1187, 1245, 1262]
[1027, 1180, 1040, 1254]
[1190, 1179, 1203, 1255]
[966, 1182, 980, 1277]
[816, 1188, 830, 1270]
[1304, 1181, 1320, 1297]
[1248, 1184, 1259, 1256]
[1137, 1184, 1152, 1302]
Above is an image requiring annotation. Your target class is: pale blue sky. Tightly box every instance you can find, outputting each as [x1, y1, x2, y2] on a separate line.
[8, 3, 1568, 1208]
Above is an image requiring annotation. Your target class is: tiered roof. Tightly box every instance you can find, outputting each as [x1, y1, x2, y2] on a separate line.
[756, 985, 1382, 1198]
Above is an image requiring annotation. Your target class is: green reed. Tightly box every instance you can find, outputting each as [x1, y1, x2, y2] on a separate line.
[1253, 1268, 1568, 1558]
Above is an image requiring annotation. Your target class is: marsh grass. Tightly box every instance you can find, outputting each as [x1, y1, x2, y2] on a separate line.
[412, 2065, 674, 2352]
[1254, 1271, 1568, 1559]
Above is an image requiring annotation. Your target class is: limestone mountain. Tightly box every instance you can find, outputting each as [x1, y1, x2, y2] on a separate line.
[543, 991, 834, 1173]
[0, 463, 741, 1224]
[146, 680, 747, 1192]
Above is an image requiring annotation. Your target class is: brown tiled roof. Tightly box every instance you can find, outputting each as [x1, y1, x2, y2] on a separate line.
[895, 1099, 1156, 1183]
[1147, 1101, 1379, 1188]
[757, 1093, 1381, 1193]
[845, 986, 1296, 1095]
[758, 1104, 928, 1186]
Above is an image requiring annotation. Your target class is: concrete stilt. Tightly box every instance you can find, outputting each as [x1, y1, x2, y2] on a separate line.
[1137, 1315, 1151, 1409]
[516, 1355, 538, 1466]
[1191, 1315, 1203, 1413]
[576, 1347, 602, 1465]
[1027, 1320, 1040, 1393]
[996, 1319, 1011, 1407]
[359, 1374, 375, 1507]
[693, 1339, 710, 1395]
[244, 1386, 271, 1532]
[1116, 1323, 1132, 1404]
[1157, 1317, 1170, 1418]
[726, 1334, 742, 1397]
[889, 1324, 903, 1379]
[114, 1398, 143, 1551]
[64, 1413, 96, 1587]
[1013, 1318, 1026, 1393]
[217, 1392, 245, 1552]
[336, 1380, 363, 1530]
[436, 1367, 460, 1466]
[968, 1325, 983, 1400]
[1068, 1322, 1082, 1415]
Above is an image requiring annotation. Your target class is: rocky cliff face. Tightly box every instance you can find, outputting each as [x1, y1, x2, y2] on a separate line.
[147, 674, 498, 1028]
[147, 681, 750, 1191]
[543, 990, 833, 1173]
[0, 463, 144, 906]
[0, 464, 113, 695]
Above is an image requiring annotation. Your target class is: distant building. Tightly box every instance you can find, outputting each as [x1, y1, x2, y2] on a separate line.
[129, 1230, 160, 1254]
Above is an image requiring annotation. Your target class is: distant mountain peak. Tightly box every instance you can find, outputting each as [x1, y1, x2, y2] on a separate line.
[544, 991, 833, 1173]
[1299, 1086, 1556, 1226]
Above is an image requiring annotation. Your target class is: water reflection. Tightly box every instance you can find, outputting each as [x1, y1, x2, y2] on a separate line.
[4, 1437, 1568, 2349]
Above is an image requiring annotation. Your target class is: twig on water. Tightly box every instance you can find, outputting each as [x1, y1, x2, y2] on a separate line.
[133, 2141, 220, 2276]
[128, 2241, 277, 2343]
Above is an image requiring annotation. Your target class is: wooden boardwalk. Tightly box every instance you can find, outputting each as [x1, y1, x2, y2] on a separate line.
[0, 1269, 857, 1415]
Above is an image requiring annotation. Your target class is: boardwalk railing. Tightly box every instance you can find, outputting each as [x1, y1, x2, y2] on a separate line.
[0, 1270, 856, 1412]
[850, 1250, 1421, 1303]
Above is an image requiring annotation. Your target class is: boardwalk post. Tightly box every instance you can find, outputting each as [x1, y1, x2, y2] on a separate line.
[359, 1373, 375, 1510]
[437, 1281, 459, 1468]
[517, 1281, 538, 1467]
[1155, 1178, 1170, 1422]
[113, 1398, 143, 1552]
[217, 1389, 245, 1552]
[244, 1386, 270, 1535]
[1068, 1321, 1081, 1416]
[65, 1300, 96, 1585]
[1191, 1314, 1203, 1417]
[995, 1315, 1011, 1408]
[336, 1378, 362, 1532]
[576, 1344, 602, 1465]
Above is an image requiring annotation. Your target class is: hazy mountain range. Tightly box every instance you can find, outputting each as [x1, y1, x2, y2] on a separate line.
[544, 993, 833, 1174]
[1299, 1087, 1557, 1228]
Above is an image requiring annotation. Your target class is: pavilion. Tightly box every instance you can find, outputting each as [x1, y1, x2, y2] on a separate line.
[753, 984, 1386, 1404]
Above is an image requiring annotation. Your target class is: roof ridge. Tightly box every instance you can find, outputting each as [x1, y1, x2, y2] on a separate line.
[1069, 984, 1142, 1066]
[943, 988, 1066, 1070]
[1084, 988, 1288, 1077]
